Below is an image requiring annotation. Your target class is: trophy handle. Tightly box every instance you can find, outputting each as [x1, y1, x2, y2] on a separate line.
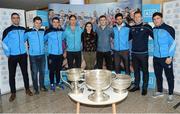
[79, 70, 88, 81]
[111, 71, 117, 79]
[61, 71, 73, 90]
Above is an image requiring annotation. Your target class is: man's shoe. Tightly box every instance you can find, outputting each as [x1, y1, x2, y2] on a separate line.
[141, 89, 147, 96]
[152, 92, 164, 98]
[26, 89, 33, 96]
[9, 93, 16, 102]
[56, 83, 65, 90]
[34, 91, 39, 95]
[167, 95, 173, 103]
[40, 86, 48, 92]
[129, 87, 140, 92]
[50, 84, 55, 91]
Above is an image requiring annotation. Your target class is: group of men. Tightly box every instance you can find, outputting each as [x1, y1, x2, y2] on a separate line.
[2, 10, 176, 103]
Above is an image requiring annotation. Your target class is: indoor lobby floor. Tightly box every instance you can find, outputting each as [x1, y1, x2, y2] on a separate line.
[0, 87, 180, 113]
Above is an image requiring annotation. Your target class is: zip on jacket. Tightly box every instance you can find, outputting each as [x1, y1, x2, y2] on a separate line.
[63, 25, 83, 52]
[2, 25, 26, 56]
[153, 23, 176, 58]
[44, 27, 64, 55]
[25, 28, 45, 56]
[113, 23, 130, 51]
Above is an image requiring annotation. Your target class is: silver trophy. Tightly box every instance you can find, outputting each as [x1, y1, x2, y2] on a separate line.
[85, 69, 112, 102]
[61, 68, 85, 94]
[111, 74, 131, 93]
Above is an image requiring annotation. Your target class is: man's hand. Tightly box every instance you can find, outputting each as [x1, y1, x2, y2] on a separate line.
[165, 58, 172, 64]
[63, 51, 67, 58]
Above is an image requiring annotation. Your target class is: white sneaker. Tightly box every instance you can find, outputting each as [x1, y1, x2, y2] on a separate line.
[167, 95, 173, 103]
[152, 92, 164, 98]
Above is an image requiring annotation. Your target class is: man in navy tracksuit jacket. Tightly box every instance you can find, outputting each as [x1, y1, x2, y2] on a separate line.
[25, 16, 48, 94]
[2, 13, 33, 102]
[152, 12, 176, 103]
[44, 17, 64, 91]
[112, 13, 130, 74]
[129, 11, 153, 95]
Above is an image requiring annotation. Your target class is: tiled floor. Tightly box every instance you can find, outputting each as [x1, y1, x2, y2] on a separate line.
[0, 87, 180, 113]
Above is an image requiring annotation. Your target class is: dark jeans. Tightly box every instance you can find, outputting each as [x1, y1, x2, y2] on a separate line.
[153, 57, 174, 95]
[8, 53, 30, 93]
[114, 50, 130, 74]
[30, 55, 46, 91]
[132, 53, 149, 90]
[67, 51, 81, 69]
[48, 54, 63, 85]
[96, 51, 112, 70]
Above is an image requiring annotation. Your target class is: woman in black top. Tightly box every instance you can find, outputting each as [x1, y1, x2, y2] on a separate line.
[81, 22, 98, 69]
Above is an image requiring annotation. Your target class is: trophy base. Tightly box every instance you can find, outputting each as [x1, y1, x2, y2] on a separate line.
[70, 88, 83, 95]
[88, 91, 109, 102]
[113, 89, 127, 93]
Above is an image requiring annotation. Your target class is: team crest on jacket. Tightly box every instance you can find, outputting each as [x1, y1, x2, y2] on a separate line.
[168, 65, 171, 69]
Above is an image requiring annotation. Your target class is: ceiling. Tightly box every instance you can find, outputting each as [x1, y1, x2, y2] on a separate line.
[0, 0, 69, 10]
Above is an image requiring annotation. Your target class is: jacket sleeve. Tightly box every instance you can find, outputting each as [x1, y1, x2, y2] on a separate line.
[62, 29, 67, 41]
[80, 27, 83, 34]
[2, 29, 10, 57]
[111, 28, 114, 39]
[95, 32, 98, 49]
[44, 30, 48, 42]
[168, 28, 176, 57]
[146, 24, 154, 39]
[24, 31, 28, 42]
[129, 28, 133, 41]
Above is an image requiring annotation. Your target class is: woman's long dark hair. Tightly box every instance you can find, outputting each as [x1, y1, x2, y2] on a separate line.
[82, 22, 95, 37]
[82, 22, 97, 49]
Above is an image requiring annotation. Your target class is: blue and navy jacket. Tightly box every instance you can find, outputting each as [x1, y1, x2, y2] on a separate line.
[25, 28, 45, 56]
[2, 25, 26, 56]
[129, 23, 153, 54]
[113, 23, 130, 51]
[63, 25, 83, 52]
[153, 23, 176, 58]
[44, 27, 64, 55]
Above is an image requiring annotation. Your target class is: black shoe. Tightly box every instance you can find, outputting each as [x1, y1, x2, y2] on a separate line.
[9, 93, 16, 102]
[34, 91, 39, 95]
[129, 87, 140, 92]
[141, 89, 147, 96]
[26, 89, 33, 96]
[40, 86, 48, 92]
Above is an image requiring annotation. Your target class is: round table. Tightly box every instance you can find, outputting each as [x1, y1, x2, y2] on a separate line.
[68, 85, 128, 114]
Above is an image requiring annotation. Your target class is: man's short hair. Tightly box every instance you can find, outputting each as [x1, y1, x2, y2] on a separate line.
[115, 13, 123, 19]
[11, 13, 19, 18]
[134, 10, 142, 16]
[33, 16, 42, 22]
[99, 15, 106, 20]
[152, 12, 163, 18]
[48, 9, 54, 12]
[52, 17, 60, 22]
[69, 15, 77, 20]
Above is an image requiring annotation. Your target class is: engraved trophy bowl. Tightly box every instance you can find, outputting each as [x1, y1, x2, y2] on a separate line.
[85, 69, 112, 102]
[61, 68, 85, 94]
[111, 74, 131, 93]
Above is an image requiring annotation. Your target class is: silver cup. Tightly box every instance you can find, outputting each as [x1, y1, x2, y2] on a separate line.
[111, 74, 131, 93]
[61, 68, 85, 94]
[85, 69, 112, 102]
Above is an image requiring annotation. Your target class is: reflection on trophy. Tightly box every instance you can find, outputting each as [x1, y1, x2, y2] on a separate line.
[61, 68, 85, 94]
[85, 69, 112, 102]
[111, 74, 131, 93]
